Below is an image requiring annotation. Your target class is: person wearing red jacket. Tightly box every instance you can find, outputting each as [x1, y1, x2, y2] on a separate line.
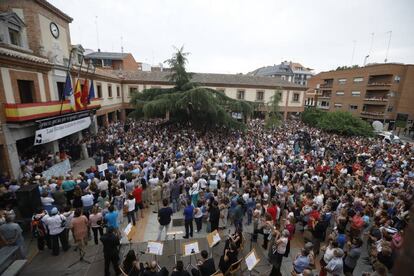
[132, 184, 144, 219]
[267, 199, 278, 225]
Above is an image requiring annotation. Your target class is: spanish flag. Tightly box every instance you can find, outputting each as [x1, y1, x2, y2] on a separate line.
[74, 79, 83, 111]
[81, 79, 89, 106]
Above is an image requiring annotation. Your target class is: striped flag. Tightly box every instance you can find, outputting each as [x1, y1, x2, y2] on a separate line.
[63, 73, 75, 111]
[74, 79, 83, 111]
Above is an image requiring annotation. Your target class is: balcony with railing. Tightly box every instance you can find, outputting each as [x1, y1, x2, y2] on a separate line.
[360, 111, 385, 117]
[364, 97, 388, 105]
[367, 74, 393, 89]
[320, 79, 334, 89]
[361, 104, 386, 118]
[4, 98, 101, 122]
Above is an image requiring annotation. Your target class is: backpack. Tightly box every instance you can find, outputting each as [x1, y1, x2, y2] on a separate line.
[31, 218, 45, 238]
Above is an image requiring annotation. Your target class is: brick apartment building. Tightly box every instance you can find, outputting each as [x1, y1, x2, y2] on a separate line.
[0, 0, 306, 178]
[306, 63, 414, 130]
[84, 51, 139, 71]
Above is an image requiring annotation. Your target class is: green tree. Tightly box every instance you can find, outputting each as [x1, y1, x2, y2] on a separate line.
[301, 107, 325, 126]
[301, 109, 373, 137]
[165, 46, 193, 90]
[264, 90, 282, 129]
[129, 47, 252, 130]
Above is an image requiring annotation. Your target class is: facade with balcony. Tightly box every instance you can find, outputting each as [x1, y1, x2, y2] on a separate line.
[308, 63, 414, 131]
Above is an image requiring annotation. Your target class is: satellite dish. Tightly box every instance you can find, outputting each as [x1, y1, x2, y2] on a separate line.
[372, 121, 383, 132]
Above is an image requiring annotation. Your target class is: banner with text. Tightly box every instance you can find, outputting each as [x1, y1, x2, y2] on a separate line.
[42, 159, 71, 180]
[34, 117, 91, 145]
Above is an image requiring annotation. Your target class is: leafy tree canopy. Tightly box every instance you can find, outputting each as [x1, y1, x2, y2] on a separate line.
[301, 108, 373, 137]
[129, 47, 252, 130]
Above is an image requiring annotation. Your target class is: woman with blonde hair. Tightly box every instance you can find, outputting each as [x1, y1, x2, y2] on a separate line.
[89, 206, 103, 245]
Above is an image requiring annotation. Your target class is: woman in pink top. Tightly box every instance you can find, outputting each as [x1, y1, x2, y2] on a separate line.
[89, 206, 103, 245]
[71, 208, 89, 249]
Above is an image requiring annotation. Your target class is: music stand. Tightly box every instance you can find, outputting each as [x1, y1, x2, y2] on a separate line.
[182, 241, 200, 270]
[147, 241, 164, 271]
[245, 249, 260, 276]
[206, 230, 221, 258]
[124, 223, 136, 250]
[167, 230, 184, 263]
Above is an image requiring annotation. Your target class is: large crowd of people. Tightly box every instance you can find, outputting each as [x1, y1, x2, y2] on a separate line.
[0, 118, 413, 276]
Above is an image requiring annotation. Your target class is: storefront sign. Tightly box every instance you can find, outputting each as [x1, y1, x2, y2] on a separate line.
[34, 117, 91, 145]
[37, 110, 91, 129]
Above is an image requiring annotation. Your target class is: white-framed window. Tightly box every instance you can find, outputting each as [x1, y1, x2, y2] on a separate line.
[349, 105, 358, 111]
[256, 91, 264, 101]
[0, 12, 26, 48]
[334, 103, 343, 108]
[116, 86, 121, 97]
[237, 90, 245, 100]
[336, 91, 345, 96]
[108, 85, 113, 98]
[292, 93, 300, 102]
[97, 83, 102, 98]
[353, 77, 364, 83]
[351, 91, 361, 96]
[338, 78, 347, 85]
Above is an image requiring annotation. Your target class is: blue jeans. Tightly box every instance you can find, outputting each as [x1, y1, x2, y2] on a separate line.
[127, 211, 136, 226]
[172, 198, 179, 213]
[247, 209, 253, 225]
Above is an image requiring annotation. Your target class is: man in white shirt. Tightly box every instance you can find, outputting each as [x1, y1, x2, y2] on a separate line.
[81, 192, 95, 213]
[42, 207, 69, 256]
[98, 176, 109, 191]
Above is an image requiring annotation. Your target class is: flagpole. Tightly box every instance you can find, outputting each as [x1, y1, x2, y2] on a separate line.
[59, 48, 75, 115]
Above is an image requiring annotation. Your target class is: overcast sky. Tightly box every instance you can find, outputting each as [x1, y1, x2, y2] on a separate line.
[49, 0, 414, 74]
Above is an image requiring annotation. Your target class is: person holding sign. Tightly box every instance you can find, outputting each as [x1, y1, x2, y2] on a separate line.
[191, 250, 216, 276]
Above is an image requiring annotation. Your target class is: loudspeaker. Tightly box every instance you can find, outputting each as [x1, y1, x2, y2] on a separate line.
[15, 184, 41, 218]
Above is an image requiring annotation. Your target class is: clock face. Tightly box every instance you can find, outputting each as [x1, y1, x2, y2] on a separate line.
[50, 22, 59, 38]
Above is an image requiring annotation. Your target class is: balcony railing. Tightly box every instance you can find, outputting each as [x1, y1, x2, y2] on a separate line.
[360, 111, 384, 117]
[320, 83, 333, 88]
[4, 99, 101, 122]
[367, 82, 391, 86]
[317, 105, 330, 110]
[364, 98, 388, 102]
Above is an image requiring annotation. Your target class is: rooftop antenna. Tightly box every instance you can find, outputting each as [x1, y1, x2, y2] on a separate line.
[368, 32, 375, 56]
[350, 40, 356, 65]
[95, 16, 100, 50]
[364, 55, 370, 66]
[384, 31, 392, 63]
[121, 36, 124, 53]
